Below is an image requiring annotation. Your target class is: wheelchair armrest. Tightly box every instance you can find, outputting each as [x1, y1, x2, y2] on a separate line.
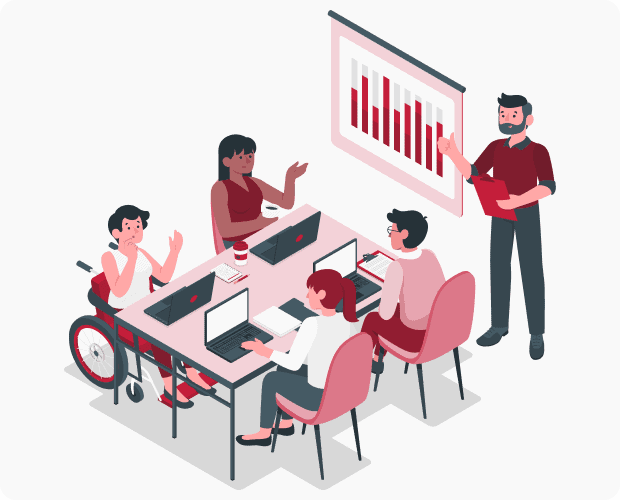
[151, 276, 167, 288]
[88, 288, 119, 319]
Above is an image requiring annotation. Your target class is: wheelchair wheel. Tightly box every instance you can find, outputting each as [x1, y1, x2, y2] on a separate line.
[126, 383, 144, 403]
[69, 315, 128, 389]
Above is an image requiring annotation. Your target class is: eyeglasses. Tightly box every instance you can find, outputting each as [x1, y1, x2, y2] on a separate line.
[387, 226, 401, 235]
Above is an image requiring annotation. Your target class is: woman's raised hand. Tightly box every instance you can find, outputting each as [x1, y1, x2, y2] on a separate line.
[286, 161, 309, 181]
[169, 230, 183, 254]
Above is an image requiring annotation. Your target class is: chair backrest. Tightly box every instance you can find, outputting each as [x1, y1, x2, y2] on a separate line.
[414, 271, 475, 364]
[211, 206, 227, 255]
[311, 332, 374, 425]
[91, 272, 154, 321]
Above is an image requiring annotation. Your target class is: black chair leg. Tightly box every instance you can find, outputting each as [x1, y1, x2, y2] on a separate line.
[404, 362, 409, 374]
[373, 347, 385, 392]
[453, 347, 464, 400]
[351, 408, 362, 461]
[417, 364, 427, 419]
[271, 407, 282, 453]
[302, 423, 307, 435]
[314, 425, 325, 480]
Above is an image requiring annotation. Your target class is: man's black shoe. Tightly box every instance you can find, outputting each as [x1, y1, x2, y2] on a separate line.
[476, 327, 509, 347]
[530, 334, 544, 360]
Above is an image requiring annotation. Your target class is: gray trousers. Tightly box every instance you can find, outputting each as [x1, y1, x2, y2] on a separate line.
[260, 365, 324, 428]
[490, 203, 545, 335]
[223, 239, 236, 250]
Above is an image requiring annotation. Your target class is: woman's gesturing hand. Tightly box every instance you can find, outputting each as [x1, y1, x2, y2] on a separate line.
[169, 230, 184, 254]
[286, 161, 309, 181]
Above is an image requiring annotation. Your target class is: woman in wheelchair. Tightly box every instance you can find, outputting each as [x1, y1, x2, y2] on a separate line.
[102, 205, 213, 408]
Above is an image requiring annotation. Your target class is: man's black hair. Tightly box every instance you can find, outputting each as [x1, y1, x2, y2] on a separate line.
[497, 93, 532, 118]
[218, 134, 257, 181]
[387, 209, 428, 249]
[108, 205, 150, 242]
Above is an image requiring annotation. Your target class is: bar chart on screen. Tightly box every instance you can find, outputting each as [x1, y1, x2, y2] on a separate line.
[330, 11, 466, 216]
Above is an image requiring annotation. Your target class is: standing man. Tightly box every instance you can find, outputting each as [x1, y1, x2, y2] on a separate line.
[438, 93, 555, 360]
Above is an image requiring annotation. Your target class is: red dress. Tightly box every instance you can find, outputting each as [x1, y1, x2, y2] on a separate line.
[221, 177, 264, 242]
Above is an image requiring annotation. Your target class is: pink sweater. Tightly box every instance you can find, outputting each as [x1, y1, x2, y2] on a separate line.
[378, 249, 446, 330]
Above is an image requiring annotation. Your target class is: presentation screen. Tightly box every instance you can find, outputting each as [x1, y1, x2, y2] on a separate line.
[329, 11, 466, 216]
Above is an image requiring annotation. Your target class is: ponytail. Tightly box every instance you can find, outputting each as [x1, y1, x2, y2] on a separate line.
[340, 278, 359, 323]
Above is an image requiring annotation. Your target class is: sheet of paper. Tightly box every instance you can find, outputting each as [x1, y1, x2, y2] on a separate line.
[359, 253, 393, 280]
[211, 263, 242, 283]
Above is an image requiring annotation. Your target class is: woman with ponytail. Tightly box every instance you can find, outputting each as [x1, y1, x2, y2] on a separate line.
[236, 269, 358, 447]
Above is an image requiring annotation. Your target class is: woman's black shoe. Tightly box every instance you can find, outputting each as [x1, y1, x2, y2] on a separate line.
[372, 360, 384, 375]
[163, 389, 194, 409]
[236, 435, 272, 447]
[272, 424, 295, 436]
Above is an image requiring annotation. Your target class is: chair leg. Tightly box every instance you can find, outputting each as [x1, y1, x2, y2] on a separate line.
[314, 425, 325, 480]
[404, 362, 409, 374]
[271, 407, 283, 453]
[302, 423, 307, 435]
[351, 408, 362, 461]
[453, 347, 464, 400]
[416, 364, 427, 419]
[373, 347, 385, 392]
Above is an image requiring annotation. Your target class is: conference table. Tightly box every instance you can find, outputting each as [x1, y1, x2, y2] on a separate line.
[113, 204, 397, 481]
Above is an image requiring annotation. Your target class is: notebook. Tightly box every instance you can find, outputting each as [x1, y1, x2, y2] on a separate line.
[356, 250, 395, 282]
[253, 306, 302, 337]
[211, 263, 243, 283]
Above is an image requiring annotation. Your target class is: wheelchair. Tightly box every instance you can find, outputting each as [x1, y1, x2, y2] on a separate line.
[69, 243, 185, 403]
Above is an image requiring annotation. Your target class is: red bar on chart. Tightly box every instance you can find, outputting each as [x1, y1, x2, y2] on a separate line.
[372, 71, 379, 140]
[393, 82, 401, 153]
[351, 59, 358, 128]
[404, 90, 411, 159]
[436, 108, 443, 177]
[362, 65, 369, 134]
[383, 76, 390, 146]
[425, 102, 433, 171]
[415, 96, 422, 165]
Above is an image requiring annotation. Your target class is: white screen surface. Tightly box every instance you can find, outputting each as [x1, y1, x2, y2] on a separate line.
[205, 290, 248, 342]
[315, 240, 357, 277]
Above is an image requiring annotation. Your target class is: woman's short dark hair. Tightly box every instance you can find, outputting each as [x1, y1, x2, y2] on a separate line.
[108, 205, 150, 242]
[218, 134, 257, 181]
[387, 209, 428, 249]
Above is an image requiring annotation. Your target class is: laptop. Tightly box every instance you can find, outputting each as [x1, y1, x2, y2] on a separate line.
[144, 272, 216, 326]
[250, 211, 321, 265]
[204, 288, 274, 362]
[313, 238, 382, 312]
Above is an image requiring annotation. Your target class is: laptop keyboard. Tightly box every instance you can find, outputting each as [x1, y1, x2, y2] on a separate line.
[350, 274, 370, 290]
[213, 325, 263, 354]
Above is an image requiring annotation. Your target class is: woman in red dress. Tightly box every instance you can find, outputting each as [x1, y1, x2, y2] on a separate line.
[211, 134, 308, 249]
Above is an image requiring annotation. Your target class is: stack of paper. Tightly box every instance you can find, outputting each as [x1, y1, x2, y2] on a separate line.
[253, 306, 302, 337]
[211, 263, 242, 283]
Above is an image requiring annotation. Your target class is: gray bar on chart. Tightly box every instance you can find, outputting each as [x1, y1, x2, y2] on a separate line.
[373, 71, 379, 107]
[362, 64, 368, 78]
[405, 89, 411, 106]
[393, 83, 400, 111]
[437, 108, 443, 124]
[426, 102, 432, 125]
[351, 59, 358, 89]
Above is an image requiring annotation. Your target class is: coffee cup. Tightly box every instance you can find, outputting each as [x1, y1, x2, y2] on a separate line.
[233, 241, 249, 266]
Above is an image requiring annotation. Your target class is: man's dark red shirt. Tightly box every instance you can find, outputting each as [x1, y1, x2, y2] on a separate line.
[468, 137, 555, 208]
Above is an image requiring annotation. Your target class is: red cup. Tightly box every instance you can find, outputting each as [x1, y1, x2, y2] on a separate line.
[233, 241, 249, 266]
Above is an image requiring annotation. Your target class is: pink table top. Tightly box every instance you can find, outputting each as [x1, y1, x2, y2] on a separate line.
[115, 204, 396, 387]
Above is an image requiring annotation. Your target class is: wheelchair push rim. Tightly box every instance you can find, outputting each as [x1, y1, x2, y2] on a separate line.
[73, 324, 116, 384]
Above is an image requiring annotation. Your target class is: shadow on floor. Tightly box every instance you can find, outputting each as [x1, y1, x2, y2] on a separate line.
[64, 347, 479, 489]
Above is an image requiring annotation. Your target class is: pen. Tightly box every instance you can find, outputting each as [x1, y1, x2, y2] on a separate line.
[234, 275, 249, 284]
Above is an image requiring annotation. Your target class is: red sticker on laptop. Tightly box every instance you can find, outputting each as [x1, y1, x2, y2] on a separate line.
[296, 234, 303, 242]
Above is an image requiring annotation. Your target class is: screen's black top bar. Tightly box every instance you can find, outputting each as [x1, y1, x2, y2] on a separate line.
[328, 10, 466, 94]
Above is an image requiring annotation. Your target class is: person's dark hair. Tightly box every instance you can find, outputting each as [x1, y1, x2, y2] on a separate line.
[108, 205, 150, 242]
[387, 209, 428, 249]
[306, 269, 358, 323]
[497, 93, 532, 120]
[218, 134, 257, 181]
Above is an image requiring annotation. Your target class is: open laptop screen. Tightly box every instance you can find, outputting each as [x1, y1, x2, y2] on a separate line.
[205, 289, 248, 343]
[314, 239, 357, 277]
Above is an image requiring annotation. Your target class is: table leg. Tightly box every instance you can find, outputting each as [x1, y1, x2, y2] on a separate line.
[172, 356, 177, 439]
[113, 324, 119, 405]
[230, 387, 235, 481]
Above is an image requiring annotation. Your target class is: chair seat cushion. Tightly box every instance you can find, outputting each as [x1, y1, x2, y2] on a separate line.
[378, 335, 420, 363]
[276, 394, 318, 424]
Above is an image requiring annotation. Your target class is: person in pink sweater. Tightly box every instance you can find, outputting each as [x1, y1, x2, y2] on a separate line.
[361, 209, 446, 374]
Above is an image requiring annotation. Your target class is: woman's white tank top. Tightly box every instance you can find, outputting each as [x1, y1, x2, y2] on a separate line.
[107, 249, 153, 309]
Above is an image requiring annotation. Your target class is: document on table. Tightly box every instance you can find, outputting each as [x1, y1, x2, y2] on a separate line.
[211, 263, 242, 283]
[357, 251, 394, 282]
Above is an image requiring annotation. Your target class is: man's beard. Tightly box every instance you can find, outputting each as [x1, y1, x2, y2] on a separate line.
[498, 116, 527, 135]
